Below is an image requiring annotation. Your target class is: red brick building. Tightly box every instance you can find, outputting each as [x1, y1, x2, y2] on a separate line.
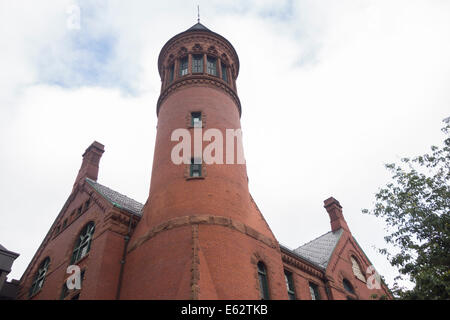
[17, 22, 392, 300]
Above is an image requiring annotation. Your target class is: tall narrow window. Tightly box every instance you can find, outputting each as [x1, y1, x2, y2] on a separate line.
[179, 57, 188, 76]
[284, 270, 296, 300]
[190, 158, 202, 177]
[192, 54, 203, 73]
[343, 279, 355, 295]
[221, 63, 228, 83]
[168, 64, 174, 83]
[309, 282, 321, 300]
[191, 111, 202, 128]
[71, 222, 95, 263]
[207, 56, 217, 76]
[257, 262, 270, 300]
[29, 257, 50, 297]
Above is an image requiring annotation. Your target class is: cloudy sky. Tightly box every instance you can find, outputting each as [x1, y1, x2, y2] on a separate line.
[1, 0, 449, 290]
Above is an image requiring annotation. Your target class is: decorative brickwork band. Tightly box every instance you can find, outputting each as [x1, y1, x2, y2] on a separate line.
[128, 215, 278, 254]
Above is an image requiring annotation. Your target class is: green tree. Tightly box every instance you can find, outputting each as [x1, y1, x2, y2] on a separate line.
[363, 122, 450, 299]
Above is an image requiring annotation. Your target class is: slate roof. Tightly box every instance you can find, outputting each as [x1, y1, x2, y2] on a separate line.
[293, 229, 344, 269]
[186, 22, 212, 32]
[86, 178, 143, 216]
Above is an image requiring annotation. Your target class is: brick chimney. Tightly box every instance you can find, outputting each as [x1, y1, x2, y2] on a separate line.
[324, 197, 349, 232]
[73, 141, 105, 191]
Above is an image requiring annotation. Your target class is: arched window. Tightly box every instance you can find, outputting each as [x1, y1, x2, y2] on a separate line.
[71, 222, 95, 263]
[29, 257, 50, 297]
[257, 261, 270, 300]
[351, 256, 365, 282]
[343, 278, 355, 295]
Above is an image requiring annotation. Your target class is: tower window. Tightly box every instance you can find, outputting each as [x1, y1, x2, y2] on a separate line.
[257, 262, 270, 300]
[179, 57, 188, 76]
[29, 257, 50, 297]
[309, 282, 321, 300]
[207, 56, 217, 76]
[221, 63, 228, 83]
[284, 270, 296, 300]
[190, 158, 202, 177]
[191, 111, 202, 128]
[192, 54, 203, 73]
[168, 64, 174, 83]
[71, 222, 95, 263]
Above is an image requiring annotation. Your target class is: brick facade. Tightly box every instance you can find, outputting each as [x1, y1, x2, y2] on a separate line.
[17, 22, 392, 300]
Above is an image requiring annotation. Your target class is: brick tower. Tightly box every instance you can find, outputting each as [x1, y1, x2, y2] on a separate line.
[119, 22, 287, 299]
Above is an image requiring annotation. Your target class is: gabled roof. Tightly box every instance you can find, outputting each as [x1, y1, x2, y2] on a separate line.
[293, 229, 344, 269]
[86, 178, 143, 216]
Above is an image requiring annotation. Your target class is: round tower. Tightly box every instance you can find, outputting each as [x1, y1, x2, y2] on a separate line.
[120, 22, 287, 299]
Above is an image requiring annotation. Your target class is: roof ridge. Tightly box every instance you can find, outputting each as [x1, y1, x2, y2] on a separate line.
[295, 230, 335, 250]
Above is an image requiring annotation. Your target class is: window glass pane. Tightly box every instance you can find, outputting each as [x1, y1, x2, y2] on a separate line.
[191, 112, 202, 127]
[207, 56, 217, 76]
[309, 283, 321, 300]
[221, 64, 228, 82]
[169, 64, 174, 83]
[190, 158, 202, 177]
[193, 55, 203, 73]
[179, 57, 188, 76]
[257, 262, 270, 300]
[284, 270, 296, 300]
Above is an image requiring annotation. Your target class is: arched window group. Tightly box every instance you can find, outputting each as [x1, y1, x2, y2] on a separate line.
[165, 52, 230, 88]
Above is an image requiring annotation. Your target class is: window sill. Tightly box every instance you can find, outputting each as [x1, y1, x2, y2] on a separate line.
[186, 176, 205, 181]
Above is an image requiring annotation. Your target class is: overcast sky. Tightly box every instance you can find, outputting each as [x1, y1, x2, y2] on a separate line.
[1, 0, 449, 290]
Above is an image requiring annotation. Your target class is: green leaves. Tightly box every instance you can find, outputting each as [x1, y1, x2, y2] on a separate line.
[364, 123, 450, 300]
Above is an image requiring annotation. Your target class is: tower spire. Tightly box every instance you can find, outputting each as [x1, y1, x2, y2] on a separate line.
[197, 5, 200, 23]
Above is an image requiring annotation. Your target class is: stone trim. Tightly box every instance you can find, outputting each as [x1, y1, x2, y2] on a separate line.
[128, 215, 278, 254]
[157, 75, 241, 117]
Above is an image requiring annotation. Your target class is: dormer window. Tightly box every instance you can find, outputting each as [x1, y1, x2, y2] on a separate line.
[207, 56, 217, 76]
[192, 54, 203, 73]
[191, 112, 202, 128]
[179, 57, 188, 76]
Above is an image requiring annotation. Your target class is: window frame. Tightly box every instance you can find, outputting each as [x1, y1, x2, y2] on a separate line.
[179, 56, 188, 77]
[71, 222, 95, 264]
[309, 282, 321, 300]
[221, 63, 228, 83]
[192, 54, 204, 73]
[284, 270, 296, 300]
[29, 257, 50, 298]
[206, 56, 217, 76]
[190, 111, 202, 128]
[190, 157, 202, 178]
[257, 261, 270, 300]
